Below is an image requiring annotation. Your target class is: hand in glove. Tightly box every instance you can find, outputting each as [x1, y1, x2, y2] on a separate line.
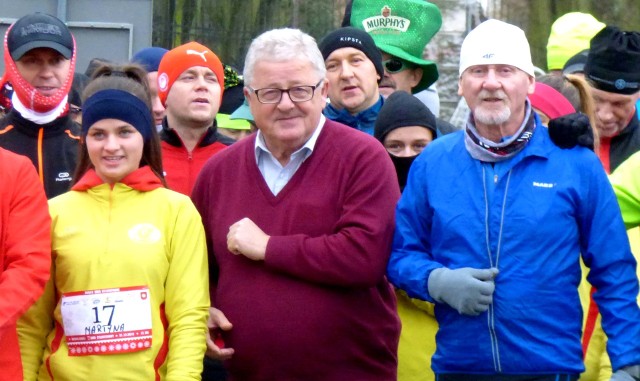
[548, 112, 594, 150]
[427, 267, 499, 316]
[611, 365, 640, 381]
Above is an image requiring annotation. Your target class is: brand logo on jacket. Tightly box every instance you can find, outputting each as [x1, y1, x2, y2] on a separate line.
[533, 181, 554, 188]
[128, 223, 162, 244]
[55, 172, 72, 182]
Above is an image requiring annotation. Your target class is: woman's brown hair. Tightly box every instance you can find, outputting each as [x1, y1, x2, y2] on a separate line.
[73, 63, 166, 187]
[537, 73, 600, 152]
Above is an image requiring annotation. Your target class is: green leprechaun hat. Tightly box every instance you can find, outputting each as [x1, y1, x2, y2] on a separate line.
[350, 0, 442, 93]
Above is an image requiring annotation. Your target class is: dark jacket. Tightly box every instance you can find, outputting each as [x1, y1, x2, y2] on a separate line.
[0, 109, 80, 198]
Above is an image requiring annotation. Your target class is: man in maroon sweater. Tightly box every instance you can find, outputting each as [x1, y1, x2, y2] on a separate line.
[191, 28, 401, 380]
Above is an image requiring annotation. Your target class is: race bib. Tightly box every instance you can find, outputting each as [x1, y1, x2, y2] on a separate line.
[61, 286, 153, 356]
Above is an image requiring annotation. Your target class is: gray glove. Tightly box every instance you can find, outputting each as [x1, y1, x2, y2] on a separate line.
[611, 366, 640, 381]
[428, 267, 499, 315]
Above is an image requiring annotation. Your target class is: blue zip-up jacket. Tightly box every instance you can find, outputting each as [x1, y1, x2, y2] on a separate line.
[387, 117, 640, 375]
[323, 96, 383, 135]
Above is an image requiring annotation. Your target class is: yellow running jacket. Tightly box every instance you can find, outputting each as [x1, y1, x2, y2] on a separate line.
[580, 151, 640, 381]
[18, 167, 209, 381]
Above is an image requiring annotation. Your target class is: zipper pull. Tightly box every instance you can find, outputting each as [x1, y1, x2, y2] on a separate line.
[494, 174, 498, 184]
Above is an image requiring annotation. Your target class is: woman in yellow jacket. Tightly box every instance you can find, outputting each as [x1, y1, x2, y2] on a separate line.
[18, 64, 209, 381]
[374, 91, 438, 381]
[579, 151, 640, 381]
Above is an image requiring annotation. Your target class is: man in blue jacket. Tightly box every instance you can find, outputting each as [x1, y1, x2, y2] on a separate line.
[387, 19, 640, 381]
[318, 27, 384, 135]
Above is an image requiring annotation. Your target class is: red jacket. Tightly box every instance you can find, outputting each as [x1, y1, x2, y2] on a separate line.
[160, 121, 234, 196]
[0, 147, 51, 380]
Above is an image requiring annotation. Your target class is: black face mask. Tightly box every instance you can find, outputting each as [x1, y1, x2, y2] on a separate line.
[389, 154, 417, 192]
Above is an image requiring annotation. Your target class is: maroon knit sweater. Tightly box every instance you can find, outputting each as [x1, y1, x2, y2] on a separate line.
[192, 119, 401, 381]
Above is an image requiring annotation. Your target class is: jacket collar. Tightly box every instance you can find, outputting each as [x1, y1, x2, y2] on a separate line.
[499, 113, 554, 171]
[72, 166, 164, 191]
[7, 108, 77, 137]
[323, 96, 383, 131]
[159, 117, 234, 148]
[457, 112, 553, 176]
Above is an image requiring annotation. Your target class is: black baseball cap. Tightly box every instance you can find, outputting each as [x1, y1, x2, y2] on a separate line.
[7, 12, 73, 61]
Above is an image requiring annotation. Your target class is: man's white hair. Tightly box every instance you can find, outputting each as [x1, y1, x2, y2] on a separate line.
[243, 28, 326, 87]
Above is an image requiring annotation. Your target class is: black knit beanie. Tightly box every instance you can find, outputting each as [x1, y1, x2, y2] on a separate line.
[318, 27, 384, 82]
[374, 91, 437, 142]
[584, 26, 640, 95]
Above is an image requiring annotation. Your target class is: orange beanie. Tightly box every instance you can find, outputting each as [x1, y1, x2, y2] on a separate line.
[157, 41, 224, 106]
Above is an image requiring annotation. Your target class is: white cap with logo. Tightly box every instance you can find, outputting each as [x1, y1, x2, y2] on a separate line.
[458, 19, 535, 78]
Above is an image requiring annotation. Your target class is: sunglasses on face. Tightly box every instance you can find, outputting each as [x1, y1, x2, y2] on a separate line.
[383, 58, 415, 74]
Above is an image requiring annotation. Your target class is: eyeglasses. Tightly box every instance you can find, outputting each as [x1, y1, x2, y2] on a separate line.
[383, 58, 414, 74]
[249, 80, 323, 104]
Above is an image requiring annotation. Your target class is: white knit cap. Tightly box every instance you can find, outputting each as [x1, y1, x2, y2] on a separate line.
[459, 19, 535, 78]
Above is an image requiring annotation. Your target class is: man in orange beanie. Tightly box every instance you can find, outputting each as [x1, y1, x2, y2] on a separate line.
[157, 41, 234, 196]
